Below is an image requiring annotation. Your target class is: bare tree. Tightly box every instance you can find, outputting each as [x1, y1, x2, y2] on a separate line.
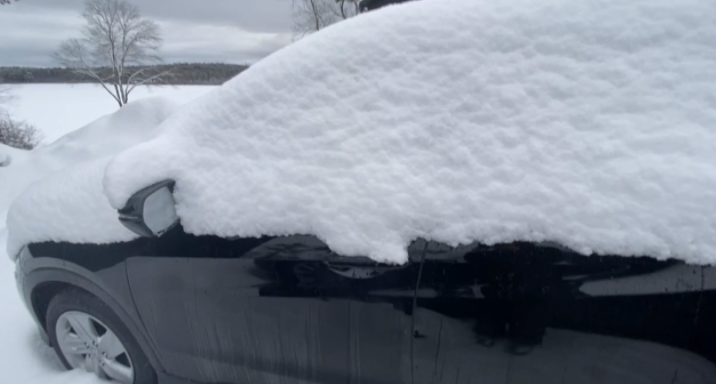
[0, 0, 19, 5]
[52, 0, 171, 107]
[292, 0, 361, 38]
[335, 0, 361, 20]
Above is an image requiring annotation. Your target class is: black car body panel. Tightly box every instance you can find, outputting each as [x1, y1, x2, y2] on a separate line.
[126, 228, 421, 383]
[17, 226, 716, 384]
[18, 240, 167, 380]
[412, 242, 715, 384]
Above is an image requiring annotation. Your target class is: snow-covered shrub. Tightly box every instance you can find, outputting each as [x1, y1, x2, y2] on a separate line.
[0, 117, 44, 150]
[0, 85, 43, 150]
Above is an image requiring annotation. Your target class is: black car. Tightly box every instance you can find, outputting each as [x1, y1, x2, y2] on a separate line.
[14, 181, 716, 384]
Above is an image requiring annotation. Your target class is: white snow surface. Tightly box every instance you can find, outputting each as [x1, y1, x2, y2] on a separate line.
[3, 97, 185, 258]
[98, 0, 715, 265]
[0, 143, 25, 167]
[4, 84, 215, 143]
[8, 157, 138, 255]
[2, 97, 177, 217]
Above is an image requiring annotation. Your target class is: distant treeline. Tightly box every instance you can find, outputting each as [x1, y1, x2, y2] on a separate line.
[0, 63, 249, 85]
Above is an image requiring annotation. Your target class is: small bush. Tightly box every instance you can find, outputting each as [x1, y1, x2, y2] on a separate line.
[0, 116, 44, 150]
[0, 86, 43, 150]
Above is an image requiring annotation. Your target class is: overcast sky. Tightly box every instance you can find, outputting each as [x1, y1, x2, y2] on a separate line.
[0, 0, 294, 67]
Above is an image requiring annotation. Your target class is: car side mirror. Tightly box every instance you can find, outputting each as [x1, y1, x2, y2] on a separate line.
[118, 180, 179, 237]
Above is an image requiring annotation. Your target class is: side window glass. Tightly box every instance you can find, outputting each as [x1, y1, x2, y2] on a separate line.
[414, 239, 483, 262]
[241, 235, 333, 261]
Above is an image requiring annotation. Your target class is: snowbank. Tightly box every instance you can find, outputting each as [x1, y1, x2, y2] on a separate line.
[4, 97, 178, 257]
[0, 143, 25, 167]
[12, 0, 718, 265]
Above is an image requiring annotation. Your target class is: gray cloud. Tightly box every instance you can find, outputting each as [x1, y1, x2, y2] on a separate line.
[0, 0, 294, 66]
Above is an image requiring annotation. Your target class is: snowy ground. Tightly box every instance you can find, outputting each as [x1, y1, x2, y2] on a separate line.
[0, 230, 100, 384]
[0, 84, 215, 384]
[4, 84, 215, 143]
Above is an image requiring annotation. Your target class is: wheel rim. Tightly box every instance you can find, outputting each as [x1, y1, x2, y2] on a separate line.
[55, 311, 134, 384]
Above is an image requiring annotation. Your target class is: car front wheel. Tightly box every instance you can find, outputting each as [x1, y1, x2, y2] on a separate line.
[46, 289, 156, 384]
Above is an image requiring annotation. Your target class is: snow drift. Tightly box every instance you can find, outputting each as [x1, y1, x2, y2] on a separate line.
[12, 0, 718, 264]
[0, 143, 24, 168]
[4, 98, 179, 256]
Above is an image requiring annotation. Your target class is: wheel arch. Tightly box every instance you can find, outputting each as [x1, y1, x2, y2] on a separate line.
[23, 267, 166, 377]
[31, 280, 79, 334]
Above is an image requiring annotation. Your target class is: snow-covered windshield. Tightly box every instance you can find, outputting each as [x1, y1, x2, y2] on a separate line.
[9, 0, 717, 265]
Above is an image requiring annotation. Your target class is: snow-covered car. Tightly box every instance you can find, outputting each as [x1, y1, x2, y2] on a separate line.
[9, 0, 715, 383]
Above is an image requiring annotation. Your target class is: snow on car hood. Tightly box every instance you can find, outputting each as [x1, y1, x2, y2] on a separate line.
[4, 98, 179, 259]
[35, 0, 718, 264]
[8, 157, 139, 253]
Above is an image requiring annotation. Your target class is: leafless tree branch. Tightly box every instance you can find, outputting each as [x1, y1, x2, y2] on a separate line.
[291, 0, 361, 39]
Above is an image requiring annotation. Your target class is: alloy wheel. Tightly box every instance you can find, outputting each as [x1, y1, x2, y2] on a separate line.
[55, 311, 134, 384]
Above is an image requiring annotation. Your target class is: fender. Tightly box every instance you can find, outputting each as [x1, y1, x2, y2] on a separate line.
[20, 253, 168, 380]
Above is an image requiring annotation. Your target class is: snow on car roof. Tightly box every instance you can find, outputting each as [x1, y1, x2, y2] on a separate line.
[13, 0, 718, 264]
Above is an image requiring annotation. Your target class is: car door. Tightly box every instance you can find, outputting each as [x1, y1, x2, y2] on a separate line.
[125, 226, 422, 384]
[411, 241, 716, 384]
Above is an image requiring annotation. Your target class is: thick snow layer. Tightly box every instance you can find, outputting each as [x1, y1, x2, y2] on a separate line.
[7, 157, 138, 254]
[3, 97, 184, 258]
[100, 0, 715, 265]
[1, 97, 178, 222]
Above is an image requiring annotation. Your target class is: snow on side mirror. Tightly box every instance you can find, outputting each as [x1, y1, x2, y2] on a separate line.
[118, 180, 178, 237]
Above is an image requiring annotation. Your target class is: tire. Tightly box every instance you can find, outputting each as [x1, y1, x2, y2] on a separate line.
[46, 289, 157, 384]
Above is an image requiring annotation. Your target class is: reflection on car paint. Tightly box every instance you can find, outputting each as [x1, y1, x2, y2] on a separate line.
[24, 227, 715, 384]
